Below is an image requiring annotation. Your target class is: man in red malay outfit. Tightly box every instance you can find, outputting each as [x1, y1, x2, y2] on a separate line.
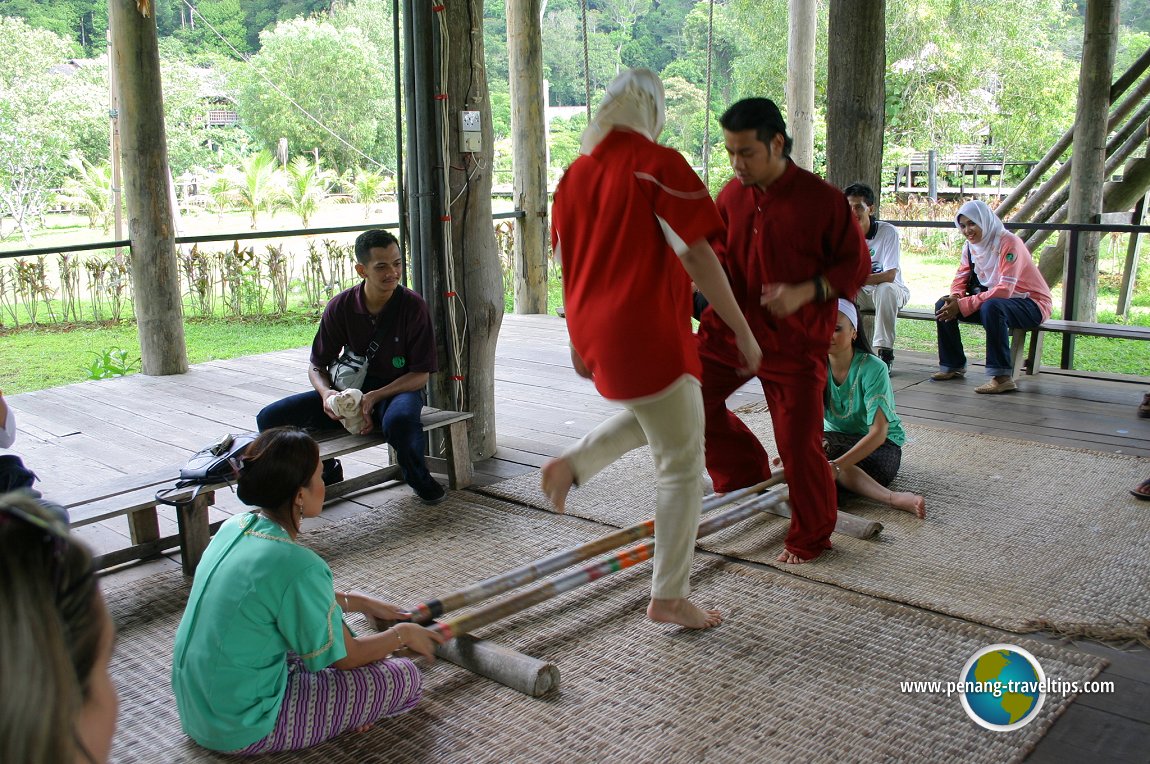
[697, 98, 870, 564]
[543, 69, 761, 629]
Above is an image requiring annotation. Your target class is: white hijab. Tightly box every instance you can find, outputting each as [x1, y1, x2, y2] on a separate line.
[837, 298, 858, 330]
[955, 199, 1006, 287]
[579, 68, 666, 155]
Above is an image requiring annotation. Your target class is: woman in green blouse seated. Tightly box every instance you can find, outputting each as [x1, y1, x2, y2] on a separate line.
[824, 299, 925, 518]
[172, 427, 445, 755]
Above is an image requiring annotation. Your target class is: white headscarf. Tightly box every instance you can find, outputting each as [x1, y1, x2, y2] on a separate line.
[837, 299, 858, 330]
[579, 68, 666, 155]
[955, 199, 1006, 287]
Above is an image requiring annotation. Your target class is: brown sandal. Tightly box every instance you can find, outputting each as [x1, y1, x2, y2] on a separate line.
[1139, 392, 1150, 418]
[1132, 478, 1150, 501]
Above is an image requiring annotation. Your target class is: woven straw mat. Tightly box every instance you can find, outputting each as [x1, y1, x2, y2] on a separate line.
[478, 412, 1150, 638]
[103, 493, 1104, 763]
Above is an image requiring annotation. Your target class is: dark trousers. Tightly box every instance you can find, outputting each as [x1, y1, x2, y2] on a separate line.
[256, 390, 436, 492]
[935, 296, 1042, 377]
[823, 431, 902, 488]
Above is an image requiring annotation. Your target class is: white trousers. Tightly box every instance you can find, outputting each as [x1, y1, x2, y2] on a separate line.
[857, 282, 910, 350]
[562, 375, 704, 600]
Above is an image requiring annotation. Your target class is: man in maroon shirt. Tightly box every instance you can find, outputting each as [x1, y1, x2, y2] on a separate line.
[256, 229, 444, 504]
[697, 98, 870, 563]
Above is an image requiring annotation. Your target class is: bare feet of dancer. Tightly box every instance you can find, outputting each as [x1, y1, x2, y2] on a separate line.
[776, 550, 813, 565]
[647, 598, 723, 629]
[540, 457, 575, 514]
[888, 489, 926, 519]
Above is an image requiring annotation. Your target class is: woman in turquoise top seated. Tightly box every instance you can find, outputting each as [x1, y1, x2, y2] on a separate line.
[172, 427, 445, 755]
[825, 299, 925, 518]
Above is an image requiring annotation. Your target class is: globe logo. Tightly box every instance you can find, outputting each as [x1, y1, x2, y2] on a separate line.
[959, 644, 1046, 731]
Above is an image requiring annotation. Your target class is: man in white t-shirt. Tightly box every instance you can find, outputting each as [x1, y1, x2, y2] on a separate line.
[844, 182, 910, 371]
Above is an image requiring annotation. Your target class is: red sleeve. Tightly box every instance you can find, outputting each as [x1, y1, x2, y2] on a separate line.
[637, 148, 724, 251]
[822, 194, 870, 301]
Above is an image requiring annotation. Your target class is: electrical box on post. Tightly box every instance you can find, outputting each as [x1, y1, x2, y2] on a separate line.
[460, 110, 482, 153]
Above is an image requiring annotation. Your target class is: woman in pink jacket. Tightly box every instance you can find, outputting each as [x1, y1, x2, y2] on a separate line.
[932, 200, 1052, 394]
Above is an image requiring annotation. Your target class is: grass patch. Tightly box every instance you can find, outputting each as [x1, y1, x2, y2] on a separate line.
[0, 312, 319, 394]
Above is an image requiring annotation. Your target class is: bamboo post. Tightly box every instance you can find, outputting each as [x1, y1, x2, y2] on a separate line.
[408, 474, 787, 623]
[1118, 190, 1149, 316]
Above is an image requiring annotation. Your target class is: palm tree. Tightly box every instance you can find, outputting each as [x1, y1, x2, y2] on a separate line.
[225, 151, 284, 229]
[283, 156, 335, 228]
[56, 152, 114, 233]
[350, 167, 387, 220]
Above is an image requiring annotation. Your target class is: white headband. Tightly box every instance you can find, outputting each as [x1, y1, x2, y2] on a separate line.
[837, 299, 857, 330]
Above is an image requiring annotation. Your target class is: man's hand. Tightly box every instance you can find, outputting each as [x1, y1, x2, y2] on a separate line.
[357, 390, 382, 434]
[760, 281, 813, 318]
[321, 391, 342, 421]
[935, 295, 962, 322]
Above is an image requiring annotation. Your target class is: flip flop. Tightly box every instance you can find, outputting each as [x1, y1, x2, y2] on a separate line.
[1131, 478, 1150, 501]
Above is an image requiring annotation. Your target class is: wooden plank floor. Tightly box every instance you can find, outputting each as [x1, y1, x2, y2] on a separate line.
[5, 313, 1148, 761]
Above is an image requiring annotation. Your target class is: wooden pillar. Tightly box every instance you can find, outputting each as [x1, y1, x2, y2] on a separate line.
[508, 0, 549, 314]
[825, 0, 885, 193]
[1065, 0, 1120, 323]
[108, 0, 188, 375]
[786, 0, 816, 171]
[444, 0, 503, 459]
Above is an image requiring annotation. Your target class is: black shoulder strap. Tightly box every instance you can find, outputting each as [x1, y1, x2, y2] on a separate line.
[364, 286, 408, 363]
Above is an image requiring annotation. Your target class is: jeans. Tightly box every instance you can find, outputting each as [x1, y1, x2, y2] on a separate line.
[934, 296, 1042, 377]
[256, 389, 436, 493]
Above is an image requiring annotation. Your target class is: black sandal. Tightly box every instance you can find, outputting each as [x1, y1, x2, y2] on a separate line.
[1139, 392, 1150, 419]
[1131, 478, 1150, 501]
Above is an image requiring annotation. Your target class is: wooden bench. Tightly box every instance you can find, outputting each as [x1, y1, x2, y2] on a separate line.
[893, 146, 1038, 193]
[1010, 320, 1150, 376]
[60, 407, 474, 576]
[861, 307, 1150, 378]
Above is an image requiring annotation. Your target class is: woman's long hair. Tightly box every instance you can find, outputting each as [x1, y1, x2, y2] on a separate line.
[824, 302, 875, 410]
[237, 427, 320, 534]
[0, 492, 104, 764]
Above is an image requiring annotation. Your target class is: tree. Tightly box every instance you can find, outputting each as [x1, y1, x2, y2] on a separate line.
[57, 152, 114, 232]
[541, 7, 615, 106]
[231, 18, 393, 172]
[346, 167, 388, 219]
[224, 151, 283, 229]
[0, 17, 106, 241]
[282, 155, 335, 228]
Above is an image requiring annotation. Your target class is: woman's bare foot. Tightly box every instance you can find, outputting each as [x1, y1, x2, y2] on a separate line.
[776, 549, 817, 565]
[889, 490, 926, 519]
[353, 723, 376, 734]
[540, 457, 575, 513]
[647, 598, 723, 629]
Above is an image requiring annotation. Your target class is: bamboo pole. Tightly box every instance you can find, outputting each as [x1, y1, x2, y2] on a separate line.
[428, 489, 792, 641]
[408, 474, 787, 623]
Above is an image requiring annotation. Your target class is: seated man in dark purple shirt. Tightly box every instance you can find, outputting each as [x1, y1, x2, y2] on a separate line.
[256, 229, 445, 504]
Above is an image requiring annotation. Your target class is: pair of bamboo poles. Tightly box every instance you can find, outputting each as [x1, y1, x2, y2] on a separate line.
[402, 474, 788, 641]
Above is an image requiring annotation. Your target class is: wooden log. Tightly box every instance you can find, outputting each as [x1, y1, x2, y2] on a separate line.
[508, 0, 549, 313]
[108, 0, 188, 375]
[176, 491, 214, 576]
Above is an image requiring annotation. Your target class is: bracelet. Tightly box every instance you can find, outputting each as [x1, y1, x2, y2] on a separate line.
[812, 276, 828, 303]
[829, 460, 841, 477]
[392, 626, 407, 650]
[340, 593, 350, 611]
